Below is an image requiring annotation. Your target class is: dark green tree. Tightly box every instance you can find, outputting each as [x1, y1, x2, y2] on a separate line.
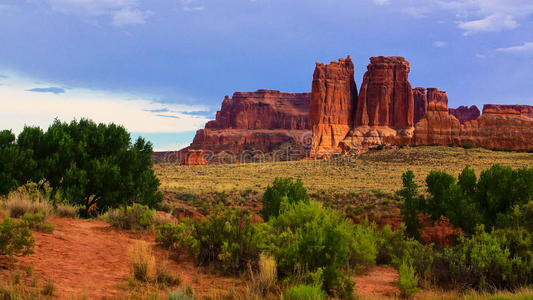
[399, 170, 425, 240]
[8, 119, 162, 215]
[260, 177, 309, 221]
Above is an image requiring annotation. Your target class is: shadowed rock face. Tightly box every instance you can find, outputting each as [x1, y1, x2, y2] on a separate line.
[413, 87, 428, 125]
[340, 57, 415, 150]
[482, 104, 533, 119]
[449, 105, 481, 124]
[310, 56, 358, 155]
[188, 89, 311, 154]
[355, 56, 414, 128]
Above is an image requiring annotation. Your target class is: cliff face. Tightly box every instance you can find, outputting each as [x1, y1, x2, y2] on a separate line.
[413, 98, 461, 146]
[355, 56, 414, 128]
[482, 104, 533, 119]
[309, 56, 357, 155]
[413, 87, 428, 124]
[340, 57, 415, 150]
[460, 109, 533, 150]
[414, 103, 533, 151]
[188, 89, 311, 154]
[449, 105, 481, 124]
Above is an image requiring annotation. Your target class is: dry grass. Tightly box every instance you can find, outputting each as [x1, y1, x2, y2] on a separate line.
[417, 287, 533, 300]
[55, 203, 81, 218]
[128, 241, 156, 282]
[3, 193, 52, 218]
[156, 147, 533, 195]
[251, 253, 277, 296]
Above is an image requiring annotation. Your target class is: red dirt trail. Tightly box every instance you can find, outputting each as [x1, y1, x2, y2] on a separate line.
[0, 218, 243, 299]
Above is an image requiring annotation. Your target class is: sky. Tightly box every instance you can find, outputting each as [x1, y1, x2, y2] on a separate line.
[0, 0, 532, 150]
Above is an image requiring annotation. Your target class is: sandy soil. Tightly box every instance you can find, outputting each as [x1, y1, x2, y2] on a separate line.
[0, 218, 243, 299]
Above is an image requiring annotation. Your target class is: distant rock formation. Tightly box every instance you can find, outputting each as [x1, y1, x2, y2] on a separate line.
[178, 55, 533, 165]
[449, 105, 481, 124]
[187, 89, 311, 154]
[310, 56, 357, 155]
[482, 104, 533, 119]
[413, 87, 428, 124]
[460, 109, 533, 150]
[180, 150, 208, 166]
[413, 97, 461, 146]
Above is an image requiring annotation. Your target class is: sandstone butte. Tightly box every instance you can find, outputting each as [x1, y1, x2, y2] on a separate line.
[309, 56, 357, 155]
[310, 56, 533, 155]
[180, 56, 533, 165]
[186, 89, 311, 156]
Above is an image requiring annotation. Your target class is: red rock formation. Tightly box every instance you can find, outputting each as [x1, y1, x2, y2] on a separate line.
[310, 56, 357, 155]
[482, 104, 533, 119]
[413, 94, 461, 146]
[355, 56, 414, 128]
[449, 105, 480, 124]
[460, 109, 533, 150]
[188, 89, 311, 154]
[180, 150, 208, 166]
[415, 100, 533, 151]
[341, 57, 415, 149]
[413, 87, 427, 124]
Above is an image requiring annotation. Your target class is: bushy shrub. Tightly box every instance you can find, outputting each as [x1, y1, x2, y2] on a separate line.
[21, 212, 55, 233]
[0, 217, 34, 257]
[283, 284, 326, 300]
[437, 226, 530, 291]
[106, 204, 155, 230]
[269, 200, 354, 296]
[348, 220, 378, 268]
[156, 221, 195, 252]
[396, 259, 420, 299]
[261, 177, 309, 221]
[161, 206, 265, 274]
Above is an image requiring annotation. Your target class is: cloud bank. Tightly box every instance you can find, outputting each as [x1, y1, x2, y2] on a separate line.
[0, 73, 210, 136]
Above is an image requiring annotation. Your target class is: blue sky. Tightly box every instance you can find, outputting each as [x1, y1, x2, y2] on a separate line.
[0, 0, 532, 150]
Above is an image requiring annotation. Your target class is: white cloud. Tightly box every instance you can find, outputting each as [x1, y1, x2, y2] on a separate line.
[373, 0, 390, 5]
[0, 73, 210, 135]
[47, 0, 150, 27]
[496, 42, 533, 54]
[387, 0, 533, 35]
[458, 13, 519, 35]
[433, 41, 447, 47]
[112, 8, 150, 26]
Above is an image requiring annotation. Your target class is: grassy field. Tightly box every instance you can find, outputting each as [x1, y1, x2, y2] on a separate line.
[156, 146, 533, 195]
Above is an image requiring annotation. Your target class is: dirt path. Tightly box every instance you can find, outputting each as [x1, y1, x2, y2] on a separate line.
[0, 218, 243, 299]
[353, 266, 400, 299]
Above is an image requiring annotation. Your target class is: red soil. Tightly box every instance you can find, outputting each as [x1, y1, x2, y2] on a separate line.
[353, 266, 399, 299]
[0, 218, 243, 299]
